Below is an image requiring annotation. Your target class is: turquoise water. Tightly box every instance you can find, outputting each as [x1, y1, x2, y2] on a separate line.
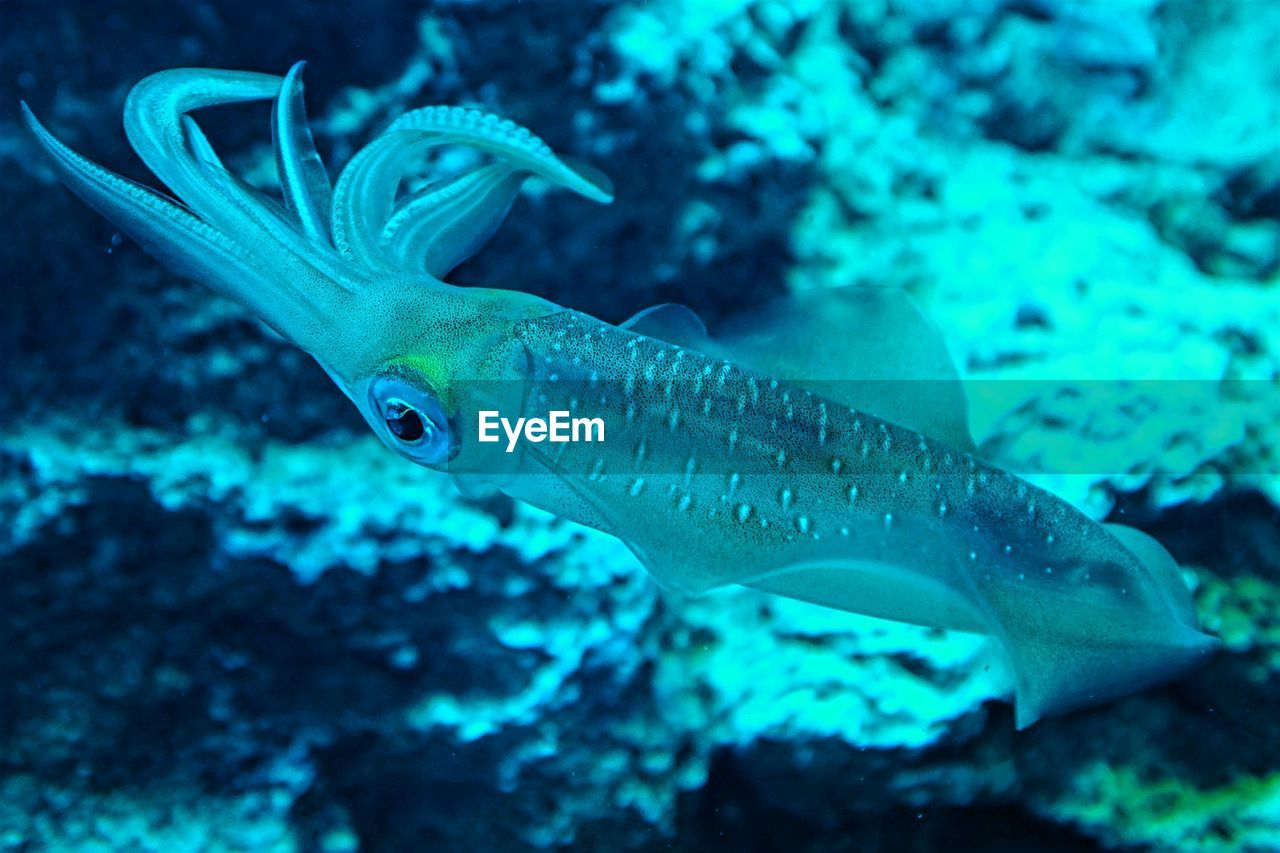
[2, 1, 1278, 850]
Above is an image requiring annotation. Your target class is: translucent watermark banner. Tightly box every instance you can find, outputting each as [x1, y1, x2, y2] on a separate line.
[427, 377, 1279, 479]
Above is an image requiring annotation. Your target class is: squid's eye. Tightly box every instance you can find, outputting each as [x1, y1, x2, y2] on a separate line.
[385, 398, 428, 442]
[368, 375, 455, 466]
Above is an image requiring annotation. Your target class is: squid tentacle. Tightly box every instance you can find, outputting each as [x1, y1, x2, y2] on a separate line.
[21, 103, 286, 328]
[385, 106, 613, 204]
[181, 114, 225, 170]
[124, 68, 364, 288]
[330, 130, 436, 269]
[273, 61, 334, 247]
[381, 163, 528, 278]
[331, 105, 613, 271]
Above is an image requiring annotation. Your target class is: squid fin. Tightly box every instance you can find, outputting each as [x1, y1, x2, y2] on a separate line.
[714, 287, 975, 453]
[631, 287, 976, 453]
[619, 303, 709, 343]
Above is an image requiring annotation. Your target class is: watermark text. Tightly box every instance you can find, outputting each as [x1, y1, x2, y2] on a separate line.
[478, 410, 605, 453]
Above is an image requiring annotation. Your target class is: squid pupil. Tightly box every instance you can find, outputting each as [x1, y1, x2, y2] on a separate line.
[387, 406, 426, 442]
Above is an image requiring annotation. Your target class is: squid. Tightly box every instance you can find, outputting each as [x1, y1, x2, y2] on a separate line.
[22, 64, 1218, 727]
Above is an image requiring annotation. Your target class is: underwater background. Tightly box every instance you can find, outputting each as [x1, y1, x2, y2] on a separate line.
[2, 0, 1279, 850]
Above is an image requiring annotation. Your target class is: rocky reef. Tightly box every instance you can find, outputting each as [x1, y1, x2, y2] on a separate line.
[2, 0, 1278, 850]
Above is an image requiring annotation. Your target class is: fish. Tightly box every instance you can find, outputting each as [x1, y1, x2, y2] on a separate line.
[22, 63, 1218, 727]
